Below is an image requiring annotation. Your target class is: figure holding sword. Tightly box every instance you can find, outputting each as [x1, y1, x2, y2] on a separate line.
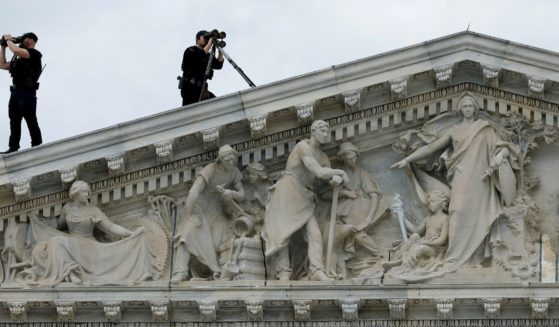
[262, 120, 349, 281]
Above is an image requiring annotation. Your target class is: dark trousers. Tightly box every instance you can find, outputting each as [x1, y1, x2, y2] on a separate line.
[8, 88, 42, 151]
[180, 82, 215, 106]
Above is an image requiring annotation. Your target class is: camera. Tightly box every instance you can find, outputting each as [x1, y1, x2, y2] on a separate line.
[203, 29, 227, 48]
[203, 29, 226, 40]
[0, 36, 22, 47]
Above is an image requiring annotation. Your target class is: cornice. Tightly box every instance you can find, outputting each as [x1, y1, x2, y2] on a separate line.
[2, 31, 559, 214]
[1, 81, 559, 218]
[2, 32, 559, 186]
[0, 284, 558, 322]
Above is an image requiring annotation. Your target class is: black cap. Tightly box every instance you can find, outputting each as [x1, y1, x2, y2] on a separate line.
[196, 30, 208, 39]
[21, 32, 38, 42]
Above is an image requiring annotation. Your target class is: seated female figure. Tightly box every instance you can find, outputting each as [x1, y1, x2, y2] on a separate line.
[17, 181, 152, 286]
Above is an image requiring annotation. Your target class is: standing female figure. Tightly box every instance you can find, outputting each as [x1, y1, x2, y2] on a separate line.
[391, 93, 518, 270]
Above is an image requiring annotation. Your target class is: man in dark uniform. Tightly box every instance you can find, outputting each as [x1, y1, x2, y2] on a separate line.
[0, 32, 43, 154]
[180, 30, 224, 106]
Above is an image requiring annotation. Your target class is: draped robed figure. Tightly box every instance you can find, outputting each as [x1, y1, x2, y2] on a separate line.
[391, 93, 519, 273]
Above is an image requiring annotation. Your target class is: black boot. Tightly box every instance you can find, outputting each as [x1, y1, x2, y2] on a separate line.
[0, 148, 18, 154]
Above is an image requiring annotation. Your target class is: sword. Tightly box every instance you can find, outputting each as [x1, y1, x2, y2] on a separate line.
[325, 185, 340, 274]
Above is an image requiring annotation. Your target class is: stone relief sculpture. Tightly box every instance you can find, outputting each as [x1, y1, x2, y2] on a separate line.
[237, 162, 271, 237]
[15, 181, 155, 286]
[489, 109, 557, 278]
[391, 93, 519, 273]
[389, 92, 554, 281]
[318, 142, 389, 279]
[171, 144, 246, 283]
[219, 162, 270, 280]
[147, 194, 180, 234]
[262, 120, 350, 281]
[383, 190, 449, 281]
[1, 217, 28, 282]
[2, 95, 555, 288]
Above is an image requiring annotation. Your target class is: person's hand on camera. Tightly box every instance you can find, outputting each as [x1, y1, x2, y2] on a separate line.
[1, 34, 12, 47]
[203, 37, 215, 54]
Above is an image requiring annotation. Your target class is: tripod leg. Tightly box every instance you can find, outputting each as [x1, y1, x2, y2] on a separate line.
[216, 46, 256, 88]
[199, 45, 217, 102]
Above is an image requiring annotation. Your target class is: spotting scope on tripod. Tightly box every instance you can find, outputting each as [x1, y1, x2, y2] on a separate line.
[199, 31, 256, 101]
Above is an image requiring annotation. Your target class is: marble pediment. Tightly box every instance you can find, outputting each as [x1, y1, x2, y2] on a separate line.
[1, 31, 559, 323]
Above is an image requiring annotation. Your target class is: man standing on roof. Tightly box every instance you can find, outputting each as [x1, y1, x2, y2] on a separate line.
[0, 32, 43, 154]
[179, 30, 224, 106]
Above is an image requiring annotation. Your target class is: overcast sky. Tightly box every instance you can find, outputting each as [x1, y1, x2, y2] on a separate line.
[1, 0, 558, 152]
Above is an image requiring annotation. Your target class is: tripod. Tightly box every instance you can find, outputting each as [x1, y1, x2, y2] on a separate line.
[199, 40, 256, 102]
